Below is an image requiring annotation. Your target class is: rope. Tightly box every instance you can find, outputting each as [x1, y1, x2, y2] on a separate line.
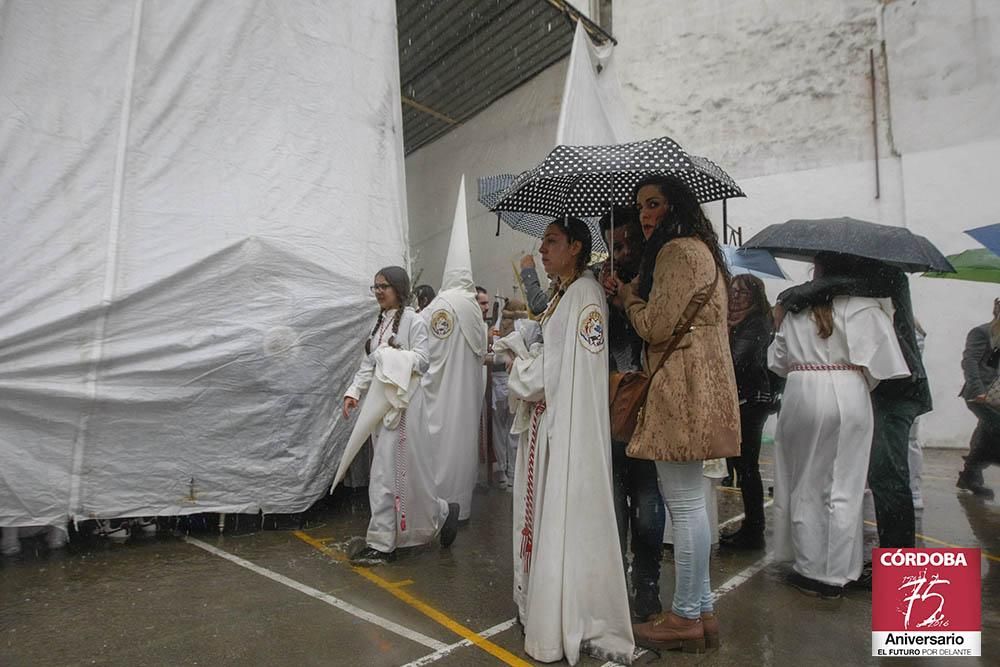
[789, 363, 863, 372]
[520, 401, 546, 574]
[395, 410, 408, 532]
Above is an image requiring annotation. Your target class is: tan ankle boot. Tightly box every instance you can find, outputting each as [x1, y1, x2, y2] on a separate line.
[633, 611, 706, 653]
[701, 612, 720, 649]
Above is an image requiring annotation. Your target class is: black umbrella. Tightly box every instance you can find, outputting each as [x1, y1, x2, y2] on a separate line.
[742, 217, 955, 273]
[490, 136, 745, 218]
[476, 173, 608, 253]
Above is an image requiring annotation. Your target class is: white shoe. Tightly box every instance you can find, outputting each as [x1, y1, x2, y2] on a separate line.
[134, 518, 157, 535]
[95, 520, 130, 541]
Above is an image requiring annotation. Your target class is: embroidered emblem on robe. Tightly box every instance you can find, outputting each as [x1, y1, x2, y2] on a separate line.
[430, 309, 454, 339]
[577, 304, 605, 353]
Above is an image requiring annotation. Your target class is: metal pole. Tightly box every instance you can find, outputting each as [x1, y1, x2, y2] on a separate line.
[722, 199, 729, 244]
[870, 49, 881, 200]
[609, 202, 614, 278]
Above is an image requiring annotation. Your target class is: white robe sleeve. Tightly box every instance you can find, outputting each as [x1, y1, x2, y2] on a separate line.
[495, 331, 545, 433]
[407, 311, 431, 375]
[768, 318, 789, 377]
[345, 348, 375, 400]
[844, 298, 910, 390]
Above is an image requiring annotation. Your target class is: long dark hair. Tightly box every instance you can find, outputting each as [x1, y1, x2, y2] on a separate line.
[731, 274, 771, 319]
[809, 252, 874, 338]
[414, 284, 436, 311]
[634, 175, 729, 300]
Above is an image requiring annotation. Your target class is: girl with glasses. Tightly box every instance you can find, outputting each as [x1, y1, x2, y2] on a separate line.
[342, 267, 458, 565]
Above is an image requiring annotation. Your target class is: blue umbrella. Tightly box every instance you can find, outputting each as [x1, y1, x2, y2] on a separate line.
[723, 245, 787, 279]
[965, 224, 1000, 258]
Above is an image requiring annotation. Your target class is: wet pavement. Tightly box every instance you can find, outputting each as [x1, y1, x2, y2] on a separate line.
[1, 447, 997, 666]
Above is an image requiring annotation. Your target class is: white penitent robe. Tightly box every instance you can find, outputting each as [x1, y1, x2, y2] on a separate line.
[498, 274, 633, 666]
[421, 291, 487, 520]
[342, 308, 449, 551]
[768, 296, 909, 586]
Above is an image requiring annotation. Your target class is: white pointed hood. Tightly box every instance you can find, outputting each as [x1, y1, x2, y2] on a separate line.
[436, 176, 487, 357]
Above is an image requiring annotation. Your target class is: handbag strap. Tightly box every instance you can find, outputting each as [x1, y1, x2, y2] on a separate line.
[647, 263, 720, 377]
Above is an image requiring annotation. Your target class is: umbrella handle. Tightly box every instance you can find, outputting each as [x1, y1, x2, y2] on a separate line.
[609, 204, 614, 279]
[496, 213, 501, 237]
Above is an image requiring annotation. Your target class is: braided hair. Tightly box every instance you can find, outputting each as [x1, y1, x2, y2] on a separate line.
[387, 306, 404, 349]
[365, 310, 386, 355]
[635, 175, 730, 300]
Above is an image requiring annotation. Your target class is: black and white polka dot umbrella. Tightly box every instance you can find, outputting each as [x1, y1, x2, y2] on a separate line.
[489, 137, 745, 220]
[476, 173, 608, 253]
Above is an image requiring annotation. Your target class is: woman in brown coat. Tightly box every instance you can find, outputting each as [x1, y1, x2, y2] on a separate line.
[608, 174, 740, 653]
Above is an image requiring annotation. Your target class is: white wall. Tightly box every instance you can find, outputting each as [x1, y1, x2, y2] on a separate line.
[404, 62, 566, 297]
[610, 0, 1000, 446]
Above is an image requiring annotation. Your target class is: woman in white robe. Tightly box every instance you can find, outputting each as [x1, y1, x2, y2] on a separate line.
[496, 219, 633, 665]
[342, 267, 458, 564]
[769, 254, 909, 597]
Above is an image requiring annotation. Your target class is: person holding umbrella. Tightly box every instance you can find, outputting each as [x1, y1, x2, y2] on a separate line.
[775, 257, 931, 557]
[747, 217, 948, 561]
[610, 174, 740, 652]
[599, 205, 666, 622]
[769, 253, 910, 597]
[495, 216, 634, 665]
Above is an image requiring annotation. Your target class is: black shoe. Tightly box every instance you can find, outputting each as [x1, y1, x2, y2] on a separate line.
[846, 562, 872, 591]
[440, 503, 460, 547]
[632, 587, 662, 622]
[787, 571, 843, 600]
[957, 470, 995, 499]
[351, 546, 395, 566]
[719, 529, 765, 550]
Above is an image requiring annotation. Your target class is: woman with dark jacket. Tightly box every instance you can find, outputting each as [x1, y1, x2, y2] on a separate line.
[720, 274, 772, 550]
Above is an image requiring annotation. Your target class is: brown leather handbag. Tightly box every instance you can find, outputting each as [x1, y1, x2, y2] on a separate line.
[609, 268, 719, 443]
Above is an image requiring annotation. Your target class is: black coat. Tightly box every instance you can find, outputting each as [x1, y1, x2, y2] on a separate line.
[729, 312, 772, 404]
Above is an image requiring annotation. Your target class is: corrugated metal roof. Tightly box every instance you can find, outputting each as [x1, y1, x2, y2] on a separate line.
[397, 0, 613, 154]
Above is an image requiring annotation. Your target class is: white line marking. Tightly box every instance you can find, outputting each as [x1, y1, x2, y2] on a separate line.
[184, 537, 448, 651]
[399, 617, 518, 667]
[599, 550, 777, 666]
[719, 498, 775, 531]
[713, 554, 775, 598]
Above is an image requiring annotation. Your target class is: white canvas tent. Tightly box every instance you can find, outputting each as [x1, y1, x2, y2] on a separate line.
[0, 0, 409, 526]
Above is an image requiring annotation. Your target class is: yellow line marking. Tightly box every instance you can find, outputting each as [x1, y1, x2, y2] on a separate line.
[389, 579, 416, 588]
[294, 531, 531, 667]
[863, 520, 1000, 563]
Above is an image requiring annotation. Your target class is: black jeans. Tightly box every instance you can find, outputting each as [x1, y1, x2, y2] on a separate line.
[868, 396, 920, 549]
[730, 402, 770, 535]
[965, 401, 1000, 469]
[611, 440, 665, 596]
